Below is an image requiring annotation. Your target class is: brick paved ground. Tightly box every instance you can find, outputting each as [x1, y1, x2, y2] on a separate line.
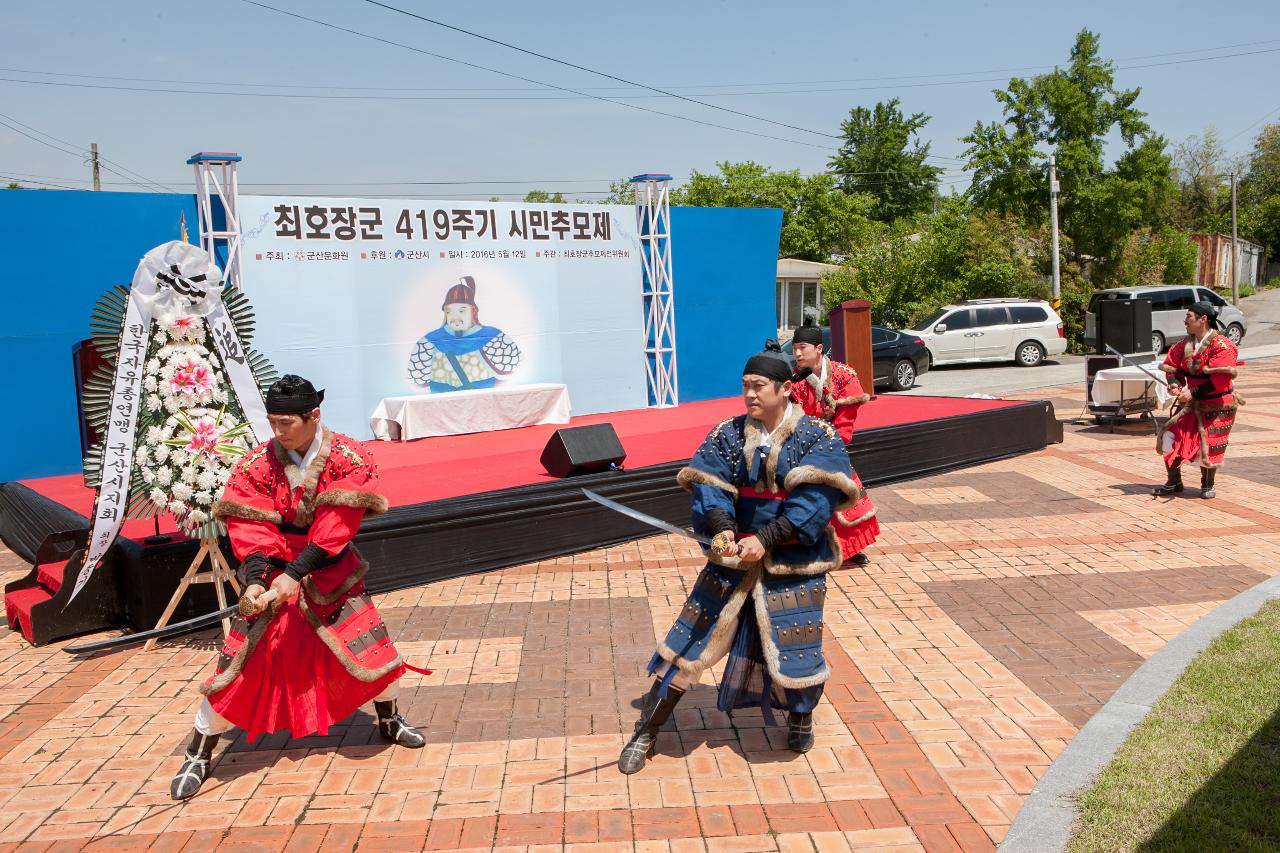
[2, 361, 1280, 852]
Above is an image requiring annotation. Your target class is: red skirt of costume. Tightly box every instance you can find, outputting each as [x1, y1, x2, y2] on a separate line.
[1161, 395, 1238, 468]
[201, 542, 405, 742]
[833, 473, 879, 561]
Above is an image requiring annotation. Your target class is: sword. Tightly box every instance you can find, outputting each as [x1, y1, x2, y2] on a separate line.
[1104, 344, 1167, 385]
[64, 589, 279, 655]
[581, 488, 712, 546]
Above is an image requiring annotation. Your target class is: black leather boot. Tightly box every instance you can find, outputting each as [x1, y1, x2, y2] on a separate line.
[787, 711, 815, 753]
[1200, 467, 1217, 500]
[618, 681, 684, 774]
[374, 699, 425, 748]
[846, 553, 870, 567]
[1153, 462, 1183, 496]
[170, 730, 220, 801]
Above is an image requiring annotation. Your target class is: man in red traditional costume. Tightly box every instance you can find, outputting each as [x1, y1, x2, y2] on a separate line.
[788, 322, 879, 566]
[1154, 302, 1243, 500]
[170, 375, 423, 801]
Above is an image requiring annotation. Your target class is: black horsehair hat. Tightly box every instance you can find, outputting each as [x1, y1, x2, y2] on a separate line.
[265, 374, 325, 415]
[792, 320, 824, 347]
[1188, 300, 1225, 330]
[742, 340, 795, 383]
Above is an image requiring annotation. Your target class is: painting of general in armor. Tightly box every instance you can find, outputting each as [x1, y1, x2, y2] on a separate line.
[406, 275, 523, 392]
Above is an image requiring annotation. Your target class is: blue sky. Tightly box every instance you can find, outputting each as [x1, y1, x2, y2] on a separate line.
[2, 0, 1277, 199]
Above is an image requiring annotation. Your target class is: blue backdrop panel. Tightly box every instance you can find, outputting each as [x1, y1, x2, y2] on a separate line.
[0, 193, 777, 482]
[0, 190, 196, 481]
[671, 206, 782, 403]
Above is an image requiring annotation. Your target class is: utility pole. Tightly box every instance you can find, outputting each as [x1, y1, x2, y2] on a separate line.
[90, 143, 101, 191]
[1049, 153, 1061, 309]
[1230, 172, 1239, 306]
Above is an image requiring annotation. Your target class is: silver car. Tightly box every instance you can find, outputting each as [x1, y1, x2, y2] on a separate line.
[1084, 285, 1247, 353]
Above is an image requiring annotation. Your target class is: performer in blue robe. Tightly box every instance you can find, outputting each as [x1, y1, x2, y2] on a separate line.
[618, 341, 861, 774]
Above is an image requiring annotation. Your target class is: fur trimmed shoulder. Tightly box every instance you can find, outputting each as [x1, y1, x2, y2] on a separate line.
[315, 489, 389, 515]
[212, 499, 283, 524]
[677, 466, 739, 496]
[783, 464, 864, 512]
[317, 433, 387, 516]
[1201, 364, 1238, 377]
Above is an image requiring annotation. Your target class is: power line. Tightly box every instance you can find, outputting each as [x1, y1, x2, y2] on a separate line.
[358, 0, 837, 139]
[4, 37, 1278, 97]
[1222, 103, 1280, 146]
[6, 38, 1279, 97]
[237, 0, 830, 150]
[0, 172, 85, 190]
[0, 111, 177, 192]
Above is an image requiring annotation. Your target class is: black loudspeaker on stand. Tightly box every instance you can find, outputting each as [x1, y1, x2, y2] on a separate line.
[1096, 298, 1153, 355]
[539, 424, 627, 478]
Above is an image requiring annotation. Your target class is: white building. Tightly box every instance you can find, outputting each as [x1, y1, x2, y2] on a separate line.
[776, 258, 840, 336]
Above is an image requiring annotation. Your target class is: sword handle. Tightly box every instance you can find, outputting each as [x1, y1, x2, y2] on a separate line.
[238, 588, 279, 618]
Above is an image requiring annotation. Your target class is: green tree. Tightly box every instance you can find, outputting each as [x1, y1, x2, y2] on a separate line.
[961, 29, 1175, 278]
[591, 178, 636, 205]
[4, 182, 21, 190]
[671, 161, 878, 261]
[1239, 123, 1280, 261]
[829, 98, 943, 222]
[523, 189, 565, 203]
[1171, 127, 1233, 232]
[820, 198, 1047, 329]
[1109, 226, 1198, 287]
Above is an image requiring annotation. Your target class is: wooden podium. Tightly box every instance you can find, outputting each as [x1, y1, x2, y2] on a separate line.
[828, 299, 874, 386]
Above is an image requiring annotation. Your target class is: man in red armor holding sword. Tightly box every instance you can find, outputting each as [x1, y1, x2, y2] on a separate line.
[169, 375, 425, 801]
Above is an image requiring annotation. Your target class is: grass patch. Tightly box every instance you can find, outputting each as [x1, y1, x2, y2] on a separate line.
[1068, 597, 1280, 852]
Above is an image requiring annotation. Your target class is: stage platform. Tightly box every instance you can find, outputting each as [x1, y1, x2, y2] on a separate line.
[0, 393, 1060, 640]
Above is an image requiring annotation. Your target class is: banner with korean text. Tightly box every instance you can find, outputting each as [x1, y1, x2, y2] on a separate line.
[239, 197, 646, 438]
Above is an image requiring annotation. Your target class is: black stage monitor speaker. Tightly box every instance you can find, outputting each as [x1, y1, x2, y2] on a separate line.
[540, 424, 627, 478]
[1097, 298, 1153, 355]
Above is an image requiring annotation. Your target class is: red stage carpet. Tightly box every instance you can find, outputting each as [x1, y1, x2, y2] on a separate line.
[19, 394, 1018, 540]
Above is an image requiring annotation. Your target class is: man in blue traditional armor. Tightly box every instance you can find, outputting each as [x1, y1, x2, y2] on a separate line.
[618, 341, 861, 774]
[406, 275, 522, 391]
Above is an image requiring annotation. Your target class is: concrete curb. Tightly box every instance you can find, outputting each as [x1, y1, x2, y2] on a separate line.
[999, 571, 1280, 852]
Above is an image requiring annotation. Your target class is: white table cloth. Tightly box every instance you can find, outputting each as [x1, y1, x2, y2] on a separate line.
[370, 383, 571, 440]
[1090, 363, 1169, 409]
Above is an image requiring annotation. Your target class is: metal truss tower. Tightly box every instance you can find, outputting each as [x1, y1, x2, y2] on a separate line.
[188, 152, 244, 289]
[631, 173, 678, 407]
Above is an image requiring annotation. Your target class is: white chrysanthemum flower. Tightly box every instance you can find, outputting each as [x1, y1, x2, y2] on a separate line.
[194, 490, 213, 505]
[168, 449, 188, 466]
[168, 499, 186, 515]
[147, 357, 161, 372]
[171, 481, 194, 502]
[141, 469, 155, 484]
[134, 447, 149, 466]
[149, 488, 167, 505]
[181, 466, 198, 484]
[196, 470, 218, 491]
[145, 425, 162, 443]
[147, 394, 162, 411]
[143, 376, 158, 393]
[155, 466, 173, 486]
[153, 444, 170, 463]
[187, 509, 208, 524]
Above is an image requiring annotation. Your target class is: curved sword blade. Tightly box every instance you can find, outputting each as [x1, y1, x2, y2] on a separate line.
[63, 602, 238, 655]
[581, 488, 710, 546]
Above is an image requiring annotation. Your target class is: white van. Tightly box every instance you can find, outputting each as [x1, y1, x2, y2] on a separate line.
[1084, 285, 1247, 353]
[907, 299, 1068, 367]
